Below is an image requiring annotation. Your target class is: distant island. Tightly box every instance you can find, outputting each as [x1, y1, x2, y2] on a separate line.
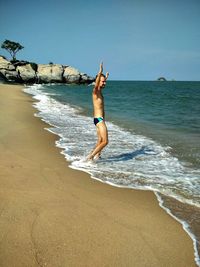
[157, 77, 167, 81]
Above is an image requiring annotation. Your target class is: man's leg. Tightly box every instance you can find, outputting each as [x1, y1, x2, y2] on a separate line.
[87, 127, 102, 159]
[94, 126, 104, 159]
[87, 122, 108, 160]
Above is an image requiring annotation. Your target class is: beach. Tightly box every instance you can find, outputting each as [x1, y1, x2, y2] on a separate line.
[0, 84, 197, 266]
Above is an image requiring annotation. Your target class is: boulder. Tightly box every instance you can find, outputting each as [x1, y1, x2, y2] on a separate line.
[63, 66, 80, 83]
[37, 64, 63, 83]
[0, 69, 19, 82]
[0, 56, 15, 70]
[80, 73, 94, 84]
[16, 64, 36, 83]
[0, 56, 19, 82]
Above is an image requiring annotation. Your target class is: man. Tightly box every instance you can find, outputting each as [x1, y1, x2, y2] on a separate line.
[87, 62, 109, 161]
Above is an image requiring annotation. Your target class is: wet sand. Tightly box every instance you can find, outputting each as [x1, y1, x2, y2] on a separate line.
[0, 84, 197, 266]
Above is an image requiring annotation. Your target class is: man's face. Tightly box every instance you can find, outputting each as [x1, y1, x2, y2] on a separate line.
[99, 76, 106, 88]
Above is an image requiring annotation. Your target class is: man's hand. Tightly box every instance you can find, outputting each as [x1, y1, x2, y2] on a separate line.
[99, 62, 103, 74]
[94, 62, 109, 91]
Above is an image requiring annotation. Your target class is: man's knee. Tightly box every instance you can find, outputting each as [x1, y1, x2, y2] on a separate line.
[102, 139, 108, 147]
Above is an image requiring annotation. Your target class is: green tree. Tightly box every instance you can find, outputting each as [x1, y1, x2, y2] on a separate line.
[1, 39, 24, 61]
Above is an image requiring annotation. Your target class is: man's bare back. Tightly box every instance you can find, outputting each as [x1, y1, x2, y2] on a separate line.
[87, 62, 109, 161]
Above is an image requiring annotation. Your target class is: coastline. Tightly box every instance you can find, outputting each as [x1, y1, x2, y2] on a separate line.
[0, 84, 197, 266]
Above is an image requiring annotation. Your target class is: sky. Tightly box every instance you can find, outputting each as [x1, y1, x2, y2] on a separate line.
[0, 0, 200, 81]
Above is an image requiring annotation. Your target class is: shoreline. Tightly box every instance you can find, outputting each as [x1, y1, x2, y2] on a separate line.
[0, 84, 197, 266]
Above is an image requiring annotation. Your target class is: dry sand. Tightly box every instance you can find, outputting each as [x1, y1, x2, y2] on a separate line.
[0, 84, 197, 267]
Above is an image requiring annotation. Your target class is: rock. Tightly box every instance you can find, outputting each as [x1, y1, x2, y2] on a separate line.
[80, 73, 94, 84]
[0, 55, 94, 84]
[12, 60, 30, 67]
[16, 64, 36, 83]
[63, 66, 81, 83]
[0, 69, 19, 82]
[0, 72, 7, 82]
[37, 64, 63, 83]
[0, 56, 15, 70]
[0, 57, 19, 81]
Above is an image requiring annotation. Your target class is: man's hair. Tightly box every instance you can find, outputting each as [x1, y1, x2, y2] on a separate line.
[95, 73, 105, 80]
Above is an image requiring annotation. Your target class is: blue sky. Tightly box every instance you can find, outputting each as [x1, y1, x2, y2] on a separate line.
[0, 0, 200, 80]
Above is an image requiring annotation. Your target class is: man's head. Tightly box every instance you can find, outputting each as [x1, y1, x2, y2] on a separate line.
[96, 74, 106, 89]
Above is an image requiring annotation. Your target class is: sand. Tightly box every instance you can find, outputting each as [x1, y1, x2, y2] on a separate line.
[0, 84, 197, 267]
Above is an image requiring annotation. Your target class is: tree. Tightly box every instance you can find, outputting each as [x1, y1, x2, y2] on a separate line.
[1, 39, 24, 61]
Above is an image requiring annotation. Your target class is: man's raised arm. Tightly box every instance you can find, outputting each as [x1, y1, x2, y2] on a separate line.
[94, 62, 103, 90]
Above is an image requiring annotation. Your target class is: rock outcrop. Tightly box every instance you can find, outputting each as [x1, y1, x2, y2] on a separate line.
[63, 66, 80, 83]
[0, 56, 94, 84]
[37, 64, 64, 83]
[17, 64, 36, 83]
[0, 56, 19, 82]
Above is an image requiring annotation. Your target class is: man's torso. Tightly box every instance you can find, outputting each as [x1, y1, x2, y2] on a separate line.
[92, 90, 104, 118]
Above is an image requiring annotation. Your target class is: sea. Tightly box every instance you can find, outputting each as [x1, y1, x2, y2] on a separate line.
[24, 81, 200, 266]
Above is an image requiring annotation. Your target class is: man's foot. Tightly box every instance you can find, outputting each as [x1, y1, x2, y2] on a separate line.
[86, 152, 101, 162]
[86, 154, 94, 161]
[93, 153, 101, 160]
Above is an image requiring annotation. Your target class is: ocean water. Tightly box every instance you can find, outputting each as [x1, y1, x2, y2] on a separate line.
[24, 81, 200, 266]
